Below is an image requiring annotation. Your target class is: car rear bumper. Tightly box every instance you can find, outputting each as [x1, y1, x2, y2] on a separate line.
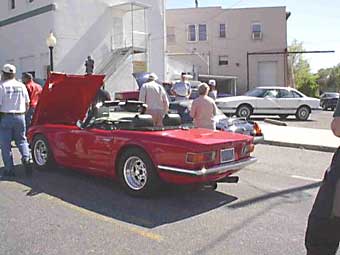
[254, 135, 264, 144]
[158, 156, 257, 176]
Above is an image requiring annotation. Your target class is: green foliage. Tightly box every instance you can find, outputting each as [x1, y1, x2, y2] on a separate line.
[288, 40, 319, 97]
[316, 64, 340, 93]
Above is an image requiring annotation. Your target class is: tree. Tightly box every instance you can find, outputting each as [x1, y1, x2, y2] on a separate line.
[288, 40, 318, 97]
[316, 64, 340, 93]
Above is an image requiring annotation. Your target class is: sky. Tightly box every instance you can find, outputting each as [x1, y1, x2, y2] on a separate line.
[166, 0, 340, 73]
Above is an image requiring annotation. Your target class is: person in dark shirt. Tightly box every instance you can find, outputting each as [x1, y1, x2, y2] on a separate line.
[82, 86, 111, 127]
[305, 101, 340, 255]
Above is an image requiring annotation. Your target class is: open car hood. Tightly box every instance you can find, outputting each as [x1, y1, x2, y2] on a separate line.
[32, 73, 105, 126]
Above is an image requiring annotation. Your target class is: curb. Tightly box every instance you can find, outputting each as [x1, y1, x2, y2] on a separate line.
[264, 118, 287, 126]
[262, 140, 337, 153]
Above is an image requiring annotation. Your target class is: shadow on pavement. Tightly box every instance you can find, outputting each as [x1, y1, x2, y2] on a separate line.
[228, 181, 321, 209]
[0, 165, 237, 229]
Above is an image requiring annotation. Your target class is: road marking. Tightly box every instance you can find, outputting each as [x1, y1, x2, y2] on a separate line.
[39, 194, 163, 242]
[291, 175, 322, 182]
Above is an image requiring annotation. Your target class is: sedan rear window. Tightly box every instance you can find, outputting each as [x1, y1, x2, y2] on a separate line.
[244, 88, 266, 97]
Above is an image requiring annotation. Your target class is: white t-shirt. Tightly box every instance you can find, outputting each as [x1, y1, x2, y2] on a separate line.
[172, 81, 191, 97]
[139, 81, 169, 112]
[0, 79, 30, 113]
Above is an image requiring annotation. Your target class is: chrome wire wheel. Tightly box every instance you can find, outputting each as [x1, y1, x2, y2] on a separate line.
[33, 140, 48, 166]
[123, 156, 148, 191]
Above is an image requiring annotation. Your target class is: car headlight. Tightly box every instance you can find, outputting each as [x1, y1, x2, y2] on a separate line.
[186, 151, 216, 164]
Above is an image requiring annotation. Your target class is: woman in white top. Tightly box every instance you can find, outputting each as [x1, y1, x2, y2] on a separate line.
[190, 83, 218, 130]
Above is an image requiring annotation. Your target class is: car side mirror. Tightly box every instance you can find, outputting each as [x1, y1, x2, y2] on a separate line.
[76, 120, 84, 129]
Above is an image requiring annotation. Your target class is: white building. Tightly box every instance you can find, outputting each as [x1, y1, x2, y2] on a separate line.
[166, 6, 289, 95]
[0, 0, 166, 93]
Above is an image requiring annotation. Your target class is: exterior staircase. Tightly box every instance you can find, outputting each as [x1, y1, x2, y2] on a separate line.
[96, 46, 146, 82]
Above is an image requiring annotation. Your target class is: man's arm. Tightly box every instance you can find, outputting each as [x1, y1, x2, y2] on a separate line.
[331, 101, 340, 137]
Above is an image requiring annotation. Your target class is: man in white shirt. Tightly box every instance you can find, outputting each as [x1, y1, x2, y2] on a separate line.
[208, 79, 218, 100]
[171, 72, 191, 101]
[0, 64, 32, 177]
[139, 73, 169, 127]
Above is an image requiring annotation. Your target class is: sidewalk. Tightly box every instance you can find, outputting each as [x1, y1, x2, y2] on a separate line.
[259, 123, 340, 152]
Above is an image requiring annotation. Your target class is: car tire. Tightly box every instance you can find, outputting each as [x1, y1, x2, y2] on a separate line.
[236, 104, 252, 119]
[279, 114, 289, 120]
[32, 135, 55, 171]
[117, 147, 161, 196]
[295, 106, 310, 121]
[322, 104, 327, 111]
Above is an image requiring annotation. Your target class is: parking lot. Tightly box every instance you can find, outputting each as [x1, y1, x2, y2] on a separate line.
[253, 109, 334, 130]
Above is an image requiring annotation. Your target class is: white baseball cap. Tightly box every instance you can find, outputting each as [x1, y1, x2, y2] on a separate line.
[148, 72, 158, 80]
[2, 64, 16, 74]
[208, 79, 216, 86]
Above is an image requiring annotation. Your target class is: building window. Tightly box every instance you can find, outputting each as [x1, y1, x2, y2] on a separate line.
[187, 24, 196, 42]
[198, 24, 207, 41]
[252, 23, 262, 40]
[9, 0, 15, 9]
[219, 24, 226, 38]
[219, 56, 229, 65]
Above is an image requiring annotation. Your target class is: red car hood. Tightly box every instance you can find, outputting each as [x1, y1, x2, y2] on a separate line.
[32, 73, 105, 126]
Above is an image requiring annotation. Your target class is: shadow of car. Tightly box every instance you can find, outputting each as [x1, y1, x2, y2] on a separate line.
[320, 92, 339, 111]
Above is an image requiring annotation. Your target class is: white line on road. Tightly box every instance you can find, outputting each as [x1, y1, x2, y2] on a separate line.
[291, 175, 322, 182]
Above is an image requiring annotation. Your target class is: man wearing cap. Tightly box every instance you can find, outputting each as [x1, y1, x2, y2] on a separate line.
[208, 79, 217, 100]
[171, 72, 191, 101]
[0, 64, 32, 177]
[139, 73, 169, 127]
[22, 73, 42, 128]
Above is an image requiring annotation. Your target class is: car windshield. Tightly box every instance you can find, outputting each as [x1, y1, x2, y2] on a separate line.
[244, 88, 267, 97]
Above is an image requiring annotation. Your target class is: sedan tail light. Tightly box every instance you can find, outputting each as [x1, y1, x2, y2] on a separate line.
[253, 122, 262, 136]
[186, 151, 216, 164]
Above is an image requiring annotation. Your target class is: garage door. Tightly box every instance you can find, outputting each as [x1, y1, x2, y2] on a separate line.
[257, 61, 277, 86]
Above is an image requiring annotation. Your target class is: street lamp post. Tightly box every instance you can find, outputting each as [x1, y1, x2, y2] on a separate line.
[46, 32, 57, 72]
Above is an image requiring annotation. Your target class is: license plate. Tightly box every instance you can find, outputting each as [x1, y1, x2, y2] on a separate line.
[220, 148, 235, 163]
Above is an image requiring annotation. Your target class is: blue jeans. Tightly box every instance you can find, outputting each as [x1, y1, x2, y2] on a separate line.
[0, 114, 30, 171]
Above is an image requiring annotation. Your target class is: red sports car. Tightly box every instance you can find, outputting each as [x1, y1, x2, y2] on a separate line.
[28, 73, 257, 196]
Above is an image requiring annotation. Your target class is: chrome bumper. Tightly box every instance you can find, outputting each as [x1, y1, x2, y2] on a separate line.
[158, 157, 257, 176]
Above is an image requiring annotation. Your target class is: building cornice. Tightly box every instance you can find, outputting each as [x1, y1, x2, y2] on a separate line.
[0, 4, 57, 28]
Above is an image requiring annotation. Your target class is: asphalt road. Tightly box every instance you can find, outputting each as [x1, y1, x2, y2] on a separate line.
[0, 145, 339, 255]
[253, 110, 334, 130]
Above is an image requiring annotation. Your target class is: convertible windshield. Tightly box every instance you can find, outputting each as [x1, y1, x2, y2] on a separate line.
[244, 88, 267, 97]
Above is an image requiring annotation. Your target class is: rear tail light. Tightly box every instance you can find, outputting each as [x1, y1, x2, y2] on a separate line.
[186, 151, 216, 164]
[253, 122, 262, 136]
[241, 143, 255, 156]
[115, 93, 123, 100]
